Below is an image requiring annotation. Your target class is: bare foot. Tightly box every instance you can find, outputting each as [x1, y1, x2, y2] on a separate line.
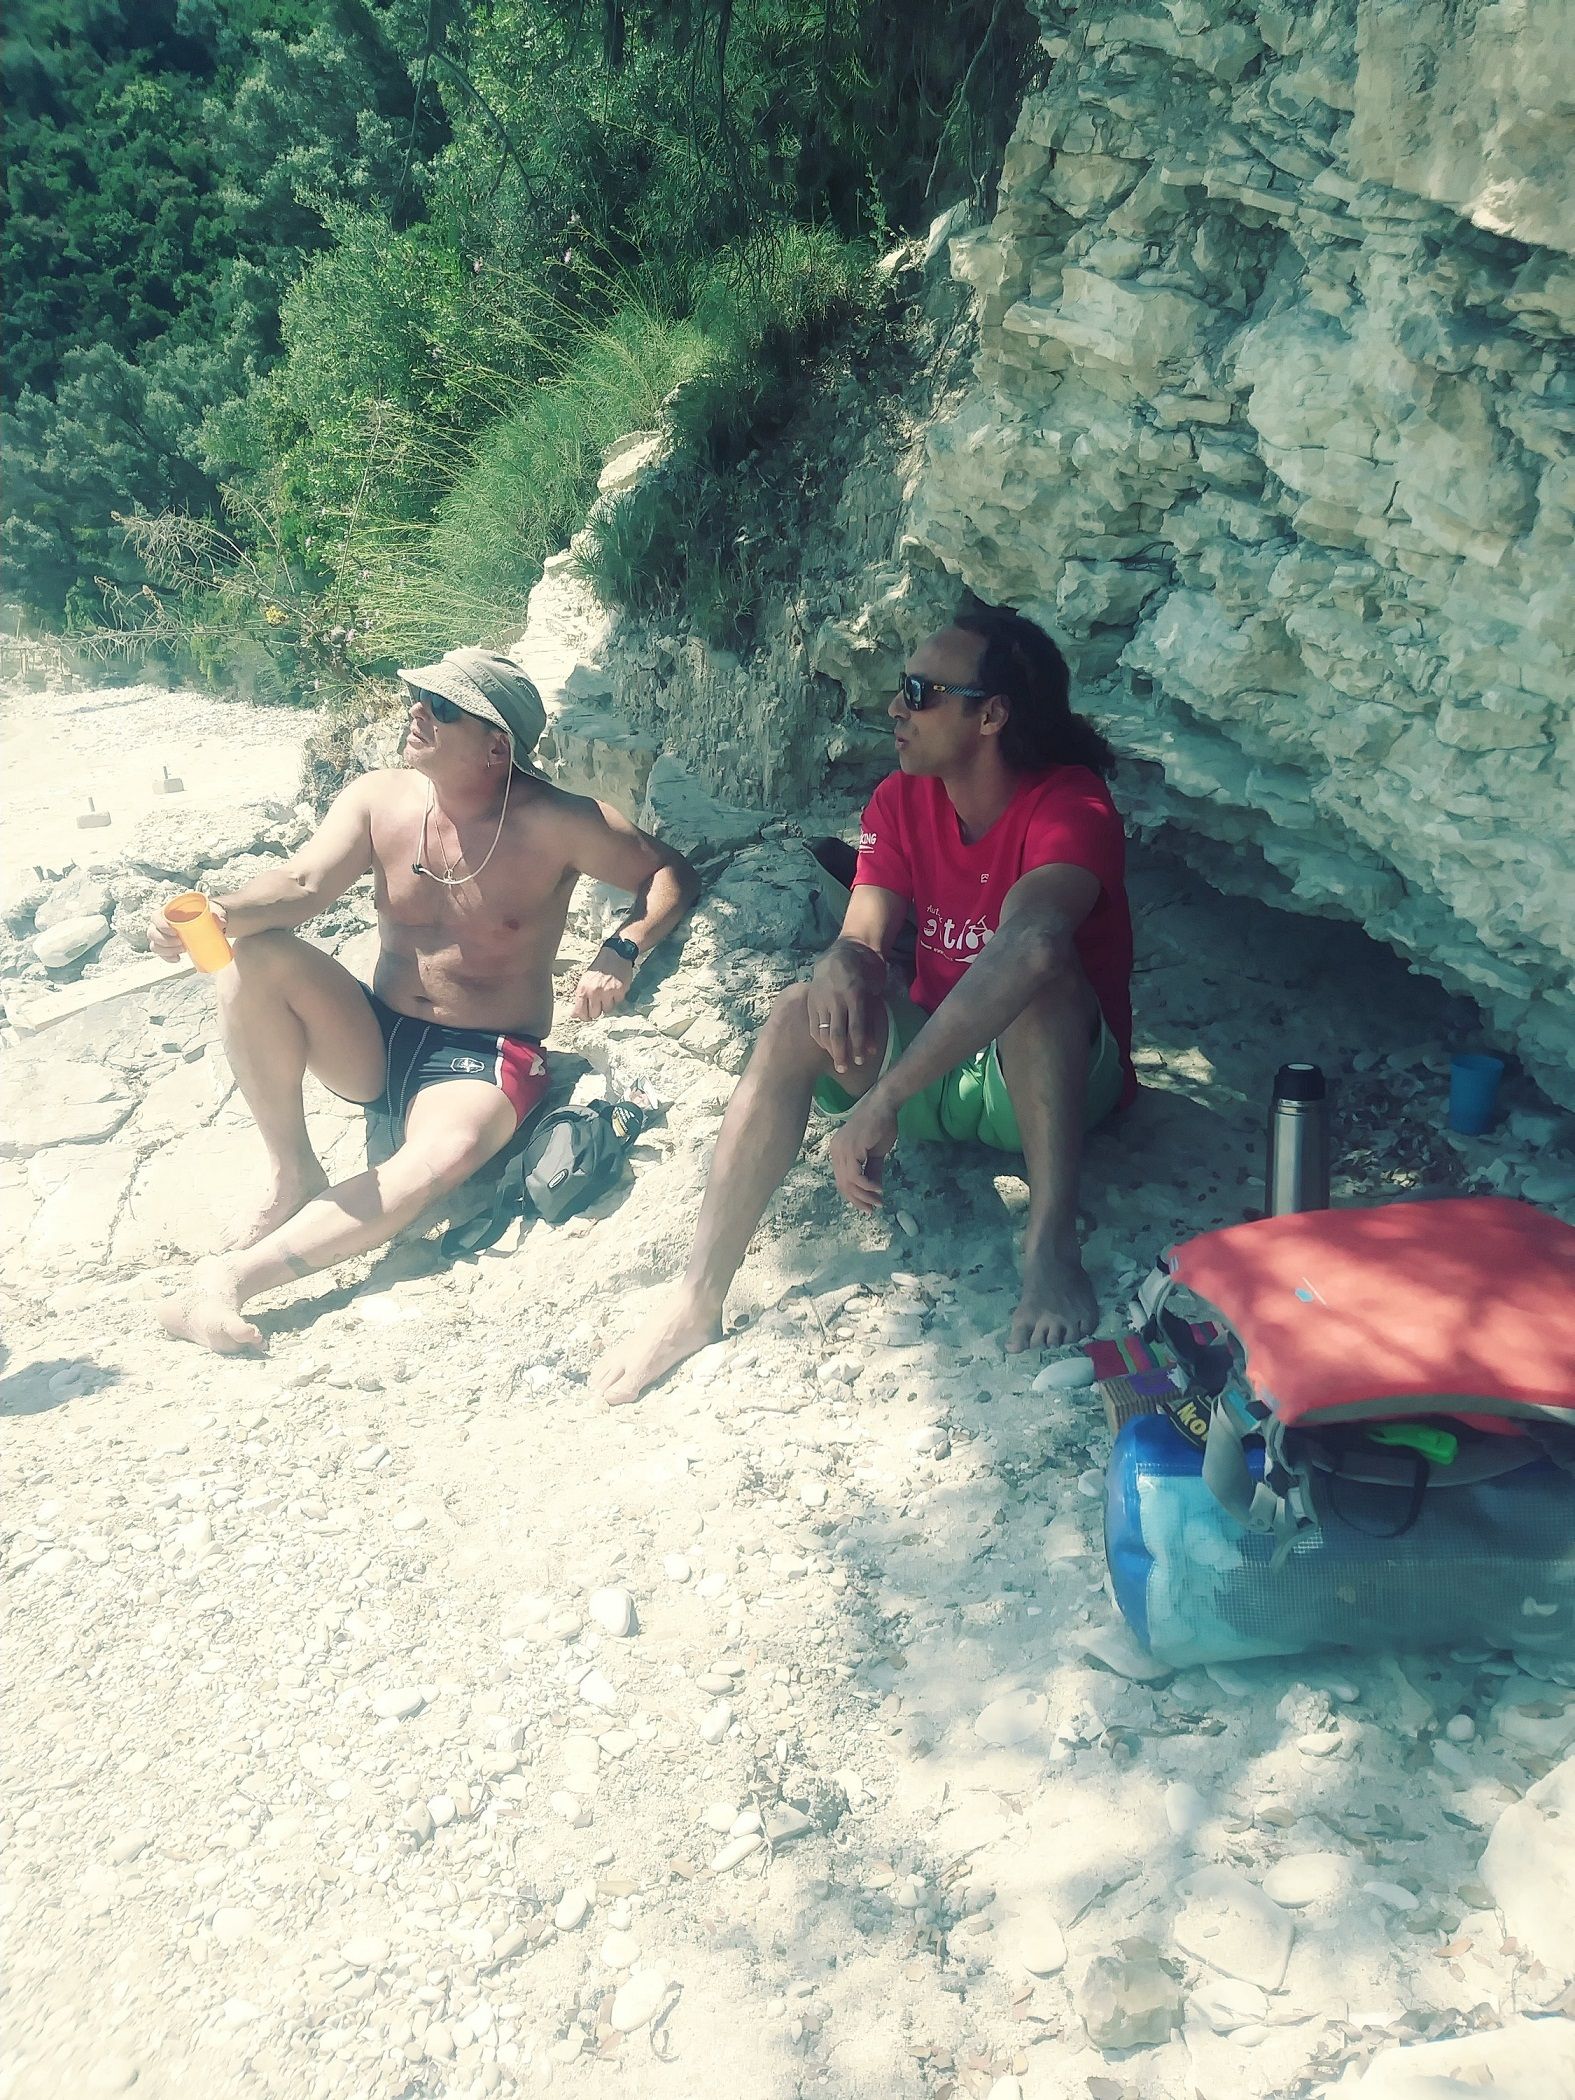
[1007, 1239, 1098, 1353]
[159, 1257, 266, 1356]
[224, 1165, 329, 1251]
[590, 1292, 723, 1407]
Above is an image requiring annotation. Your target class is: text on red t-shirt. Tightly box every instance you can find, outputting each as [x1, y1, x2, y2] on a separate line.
[853, 765, 1136, 1106]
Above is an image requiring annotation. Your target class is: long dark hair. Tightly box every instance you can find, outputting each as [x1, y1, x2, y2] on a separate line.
[952, 606, 1115, 778]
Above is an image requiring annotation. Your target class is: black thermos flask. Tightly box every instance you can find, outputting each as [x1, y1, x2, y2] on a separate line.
[1265, 1062, 1331, 1216]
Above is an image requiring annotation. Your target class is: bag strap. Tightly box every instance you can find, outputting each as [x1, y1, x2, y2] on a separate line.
[438, 1099, 561, 1261]
[1134, 1255, 1244, 1401]
[1201, 1400, 1316, 1561]
[1320, 1450, 1431, 1540]
[440, 1098, 647, 1259]
[440, 1148, 530, 1260]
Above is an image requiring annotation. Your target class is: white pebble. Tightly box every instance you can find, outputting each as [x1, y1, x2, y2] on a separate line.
[973, 1689, 1046, 1747]
[577, 1669, 618, 1711]
[710, 1832, 763, 1873]
[1445, 1713, 1476, 1742]
[1076, 1469, 1104, 1498]
[340, 1936, 390, 1969]
[1072, 1620, 1170, 1682]
[701, 1801, 738, 1834]
[1263, 1853, 1350, 1908]
[600, 1929, 640, 1968]
[554, 1890, 589, 1931]
[85, 2056, 141, 2094]
[588, 1586, 635, 1638]
[1033, 1355, 1095, 1392]
[610, 1968, 669, 2032]
[699, 1700, 732, 1745]
[1361, 1880, 1419, 1911]
[428, 1795, 456, 1827]
[895, 1210, 918, 1236]
[1190, 1975, 1268, 2035]
[1016, 1907, 1067, 1977]
[210, 1906, 254, 1945]
[392, 1509, 427, 1532]
[763, 1804, 813, 1844]
[663, 1555, 692, 1583]
[372, 1688, 425, 1720]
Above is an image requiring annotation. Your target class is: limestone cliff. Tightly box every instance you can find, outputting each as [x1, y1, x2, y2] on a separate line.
[908, 0, 1574, 1101]
[524, 0, 1574, 1104]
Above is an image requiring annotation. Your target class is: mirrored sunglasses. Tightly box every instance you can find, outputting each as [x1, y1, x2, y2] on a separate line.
[897, 673, 990, 711]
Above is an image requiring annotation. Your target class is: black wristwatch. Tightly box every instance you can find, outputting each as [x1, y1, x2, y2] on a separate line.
[600, 934, 640, 967]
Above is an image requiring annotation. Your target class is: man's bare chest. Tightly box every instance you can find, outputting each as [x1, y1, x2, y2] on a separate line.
[371, 802, 571, 941]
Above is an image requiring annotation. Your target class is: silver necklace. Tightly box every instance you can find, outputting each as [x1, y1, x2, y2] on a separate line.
[416, 769, 513, 886]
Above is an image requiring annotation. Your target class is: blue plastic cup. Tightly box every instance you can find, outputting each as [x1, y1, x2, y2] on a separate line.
[1449, 1053, 1505, 1135]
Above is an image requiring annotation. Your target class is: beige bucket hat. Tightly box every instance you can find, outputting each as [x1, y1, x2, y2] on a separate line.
[398, 647, 548, 774]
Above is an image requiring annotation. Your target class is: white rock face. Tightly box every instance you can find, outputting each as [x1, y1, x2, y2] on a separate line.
[901, 0, 1575, 1106]
[1480, 1756, 1575, 1975]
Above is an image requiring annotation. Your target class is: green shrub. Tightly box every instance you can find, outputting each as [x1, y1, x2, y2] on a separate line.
[344, 290, 719, 663]
[578, 227, 874, 647]
[348, 231, 867, 663]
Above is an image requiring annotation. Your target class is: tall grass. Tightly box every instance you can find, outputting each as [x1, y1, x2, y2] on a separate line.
[349, 229, 869, 664]
[578, 228, 873, 648]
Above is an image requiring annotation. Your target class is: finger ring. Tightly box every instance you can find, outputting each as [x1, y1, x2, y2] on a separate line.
[815, 1020, 831, 1029]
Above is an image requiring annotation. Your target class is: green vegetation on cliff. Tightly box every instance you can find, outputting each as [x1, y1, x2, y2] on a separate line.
[3, 0, 1033, 693]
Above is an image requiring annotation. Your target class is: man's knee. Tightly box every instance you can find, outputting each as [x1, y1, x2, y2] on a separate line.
[222, 927, 307, 994]
[394, 1113, 511, 1197]
[769, 981, 814, 1028]
[755, 982, 822, 1066]
[1003, 962, 1097, 1039]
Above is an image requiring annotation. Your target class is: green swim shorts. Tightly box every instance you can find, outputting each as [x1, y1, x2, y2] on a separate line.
[812, 992, 1124, 1151]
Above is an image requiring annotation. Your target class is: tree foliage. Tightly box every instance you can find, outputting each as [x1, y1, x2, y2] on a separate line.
[3, 0, 1037, 670]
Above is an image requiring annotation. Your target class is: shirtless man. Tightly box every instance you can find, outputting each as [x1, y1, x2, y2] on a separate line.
[156, 647, 699, 1354]
[593, 607, 1135, 1406]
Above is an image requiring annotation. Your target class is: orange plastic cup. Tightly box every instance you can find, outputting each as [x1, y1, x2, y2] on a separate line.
[165, 891, 234, 973]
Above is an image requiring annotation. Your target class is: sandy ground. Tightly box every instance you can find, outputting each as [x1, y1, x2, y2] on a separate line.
[0, 678, 303, 913]
[3, 676, 1574, 2100]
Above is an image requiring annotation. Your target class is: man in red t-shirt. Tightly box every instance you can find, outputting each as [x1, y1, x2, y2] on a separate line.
[593, 608, 1135, 1406]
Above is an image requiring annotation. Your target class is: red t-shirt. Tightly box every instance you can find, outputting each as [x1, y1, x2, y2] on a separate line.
[853, 765, 1136, 1106]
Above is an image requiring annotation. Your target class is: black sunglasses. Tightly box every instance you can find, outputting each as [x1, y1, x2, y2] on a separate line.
[897, 674, 991, 711]
[415, 689, 478, 726]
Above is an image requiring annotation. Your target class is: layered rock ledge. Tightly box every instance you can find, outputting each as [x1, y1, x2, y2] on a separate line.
[905, 0, 1574, 1103]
